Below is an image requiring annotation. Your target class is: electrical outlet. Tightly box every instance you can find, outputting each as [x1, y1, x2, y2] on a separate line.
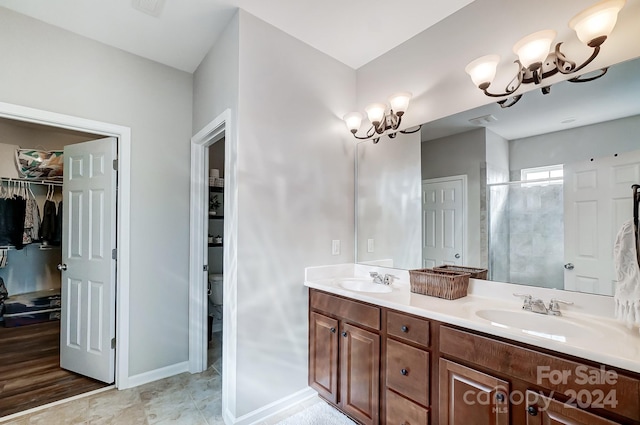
[367, 239, 374, 253]
[332, 240, 340, 255]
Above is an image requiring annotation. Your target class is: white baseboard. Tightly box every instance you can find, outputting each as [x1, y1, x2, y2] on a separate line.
[126, 361, 190, 388]
[230, 387, 318, 425]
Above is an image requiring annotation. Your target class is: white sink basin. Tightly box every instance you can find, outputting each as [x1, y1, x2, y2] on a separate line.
[474, 309, 599, 342]
[337, 278, 393, 293]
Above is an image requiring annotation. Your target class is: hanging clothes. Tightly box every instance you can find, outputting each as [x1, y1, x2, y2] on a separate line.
[53, 200, 63, 246]
[0, 197, 9, 246]
[40, 199, 57, 245]
[23, 198, 41, 245]
[7, 195, 26, 250]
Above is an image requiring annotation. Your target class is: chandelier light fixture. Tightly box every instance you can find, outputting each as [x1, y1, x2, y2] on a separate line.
[465, 0, 626, 108]
[343, 92, 421, 143]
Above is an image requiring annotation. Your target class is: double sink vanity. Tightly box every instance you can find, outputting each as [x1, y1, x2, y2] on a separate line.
[304, 264, 640, 425]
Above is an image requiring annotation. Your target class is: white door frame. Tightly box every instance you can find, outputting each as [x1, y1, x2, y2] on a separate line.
[0, 101, 132, 389]
[189, 109, 237, 421]
[422, 175, 468, 266]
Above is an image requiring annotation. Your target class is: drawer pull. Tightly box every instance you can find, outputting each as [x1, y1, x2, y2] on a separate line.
[401, 325, 409, 333]
[401, 368, 408, 376]
[342, 331, 347, 338]
[330, 327, 336, 333]
[527, 406, 538, 416]
[496, 393, 505, 402]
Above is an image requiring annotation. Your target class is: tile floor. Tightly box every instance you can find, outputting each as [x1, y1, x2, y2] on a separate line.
[0, 332, 322, 425]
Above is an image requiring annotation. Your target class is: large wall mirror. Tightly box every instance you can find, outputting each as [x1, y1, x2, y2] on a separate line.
[356, 56, 640, 296]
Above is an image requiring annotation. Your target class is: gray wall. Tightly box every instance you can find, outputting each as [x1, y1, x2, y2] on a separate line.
[510, 115, 640, 172]
[193, 9, 356, 417]
[0, 7, 194, 376]
[357, 132, 422, 269]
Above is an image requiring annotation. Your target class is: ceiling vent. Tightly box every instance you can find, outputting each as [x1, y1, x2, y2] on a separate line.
[468, 114, 498, 126]
[132, 0, 166, 17]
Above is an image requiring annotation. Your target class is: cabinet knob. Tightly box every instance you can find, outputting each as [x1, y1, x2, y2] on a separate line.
[342, 332, 347, 338]
[496, 393, 505, 402]
[400, 325, 409, 333]
[330, 327, 336, 333]
[527, 406, 538, 416]
[401, 368, 408, 376]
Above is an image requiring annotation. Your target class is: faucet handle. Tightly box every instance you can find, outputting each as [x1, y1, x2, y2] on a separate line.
[548, 298, 574, 313]
[513, 293, 532, 301]
[513, 293, 533, 310]
[369, 271, 380, 277]
[550, 298, 573, 305]
[384, 274, 399, 285]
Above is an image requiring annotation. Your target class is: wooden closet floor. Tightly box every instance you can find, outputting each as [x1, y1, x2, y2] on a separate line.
[0, 320, 108, 418]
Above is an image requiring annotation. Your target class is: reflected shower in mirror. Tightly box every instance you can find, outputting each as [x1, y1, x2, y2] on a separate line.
[356, 56, 640, 296]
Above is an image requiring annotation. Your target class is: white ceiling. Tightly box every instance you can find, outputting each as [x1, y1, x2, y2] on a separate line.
[0, 0, 475, 72]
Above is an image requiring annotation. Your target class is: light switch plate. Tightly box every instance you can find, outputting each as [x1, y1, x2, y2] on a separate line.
[367, 239, 374, 253]
[332, 240, 340, 255]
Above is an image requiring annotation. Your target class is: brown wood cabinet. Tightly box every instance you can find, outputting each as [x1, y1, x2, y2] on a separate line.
[525, 391, 622, 425]
[309, 290, 381, 425]
[308, 288, 640, 425]
[439, 358, 509, 425]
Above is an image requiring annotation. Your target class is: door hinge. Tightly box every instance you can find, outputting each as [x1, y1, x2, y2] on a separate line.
[111, 338, 116, 349]
[112, 248, 117, 260]
[203, 265, 208, 272]
[112, 159, 118, 171]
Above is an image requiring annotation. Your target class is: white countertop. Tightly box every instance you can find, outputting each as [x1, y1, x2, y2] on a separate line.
[304, 264, 640, 375]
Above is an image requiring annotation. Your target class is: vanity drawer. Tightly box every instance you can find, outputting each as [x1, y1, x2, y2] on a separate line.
[387, 310, 430, 348]
[386, 389, 429, 425]
[309, 290, 380, 330]
[386, 338, 430, 406]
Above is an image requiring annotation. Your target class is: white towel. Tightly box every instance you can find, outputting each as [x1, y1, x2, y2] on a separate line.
[613, 219, 640, 331]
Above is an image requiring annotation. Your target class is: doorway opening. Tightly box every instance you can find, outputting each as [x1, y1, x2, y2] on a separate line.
[189, 109, 236, 424]
[0, 101, 131, 419]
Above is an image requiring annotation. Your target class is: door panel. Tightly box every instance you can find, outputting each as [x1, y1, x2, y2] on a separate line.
[423, 178, 465, 268]
[60, 137, 117, 383]
[526, 391, 621, 425]
[309, 312, 339, 403]
[564, 150, 640, 295]
[340, 323, 380, 425]
[439, 358, 509, 425]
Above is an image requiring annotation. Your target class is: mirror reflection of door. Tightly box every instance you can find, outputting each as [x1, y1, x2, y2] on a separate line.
[564, 149, 640, 296]
[422, 176, 466, 268]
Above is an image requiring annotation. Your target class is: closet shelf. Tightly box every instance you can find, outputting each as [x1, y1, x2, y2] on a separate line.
[209, 186, 224, 193]
[208, 243, 223, 248]
[0, 243, 61, 251]
[209, 215, 224, 220]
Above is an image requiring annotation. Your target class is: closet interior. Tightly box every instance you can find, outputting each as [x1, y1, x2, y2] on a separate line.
[0, 118, 109, 418]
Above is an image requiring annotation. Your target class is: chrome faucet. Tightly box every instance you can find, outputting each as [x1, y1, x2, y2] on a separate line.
[369, 272, 398, 285]
[514, 294, 574, 316]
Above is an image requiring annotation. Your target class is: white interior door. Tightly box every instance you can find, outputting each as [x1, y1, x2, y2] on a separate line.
[564, 150, 640, 295]
[422, 177, 465, 268]
[60, 137, 117, 383]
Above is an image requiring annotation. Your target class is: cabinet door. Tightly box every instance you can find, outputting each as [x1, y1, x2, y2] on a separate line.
[525, 391, 622, 425]
[309, 312, 339, 403]
[439, 359, 509, 425]
[341, 323, 380, 425]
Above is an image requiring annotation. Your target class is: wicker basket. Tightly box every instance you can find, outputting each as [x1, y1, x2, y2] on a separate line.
[408, 268, 470, 300]
[433, 265, 488, 280]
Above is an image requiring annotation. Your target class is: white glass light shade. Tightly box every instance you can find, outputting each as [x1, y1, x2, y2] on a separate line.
[365, 103, 387, 125]
[388, 92, 412, 116]
[512, 30, 557, 69]
[343, 112, 363, 133]
[465, 55, 501, 88]
[569, 0, 625, 46]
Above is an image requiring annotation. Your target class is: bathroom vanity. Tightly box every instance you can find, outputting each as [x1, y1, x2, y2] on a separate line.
[305, 265, 640, 425]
